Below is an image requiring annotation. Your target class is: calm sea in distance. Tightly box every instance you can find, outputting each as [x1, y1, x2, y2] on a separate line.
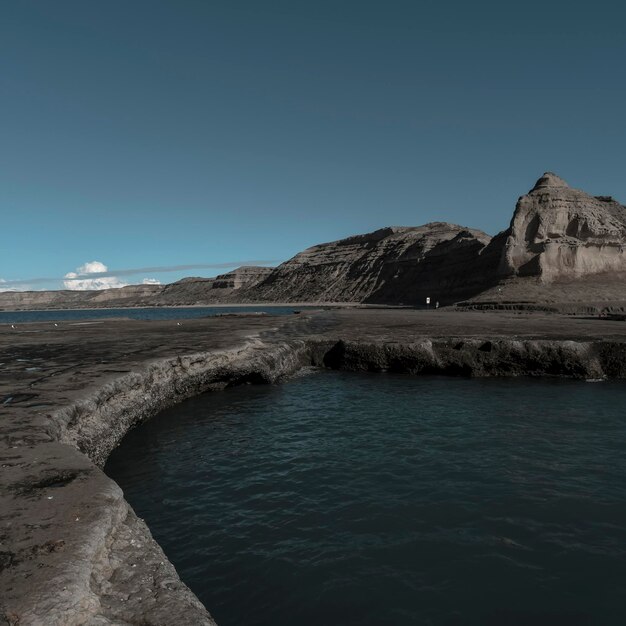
[0, 306, 309, 324]
[106, 370, 626, 626]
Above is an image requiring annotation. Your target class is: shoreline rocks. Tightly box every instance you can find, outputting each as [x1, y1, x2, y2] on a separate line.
[2, 310, 626, 624]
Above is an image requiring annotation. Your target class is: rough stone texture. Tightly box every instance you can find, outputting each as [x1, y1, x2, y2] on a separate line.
[1, 175, 625, 313]
[155, 267, 274, 306]
[496, 172, 626, 281]
[244, 224, 491, 305]
[456, 173, 626, 312]
[210, 266, 273, 290]
[155, 277, 217, 306]
[456, 273, 626, 315]
[0, 284, 163, 311]
[0, 267, 272, 311]
[3, 309, 626, 625]
[246, 172, 626, 305]
[0, 315, 304, 626]
[1, 443, 213, 626]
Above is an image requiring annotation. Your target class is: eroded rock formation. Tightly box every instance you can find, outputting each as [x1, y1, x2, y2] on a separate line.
[244, 224, 492, 305]
[229, 173, 626, 306]
[1, 174, 625, 311]
[211, 266, 273, 290]
[497, 172, 626, 281]
[0, 267, 272, 310]
[0, 284, 163, 311]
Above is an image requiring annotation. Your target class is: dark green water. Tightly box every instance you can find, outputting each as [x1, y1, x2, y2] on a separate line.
[0, 305, 306, 324]
[105, 371, 626, 626]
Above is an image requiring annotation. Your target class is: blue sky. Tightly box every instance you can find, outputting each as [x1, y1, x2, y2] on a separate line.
[2, 0, 625, 290]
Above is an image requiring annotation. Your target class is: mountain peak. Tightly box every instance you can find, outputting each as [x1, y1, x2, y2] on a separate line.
[530, 172, 570, 192]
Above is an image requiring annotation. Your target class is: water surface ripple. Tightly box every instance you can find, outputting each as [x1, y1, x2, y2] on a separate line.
[0, 305, 306, 324]
[105, 372, 626, 626]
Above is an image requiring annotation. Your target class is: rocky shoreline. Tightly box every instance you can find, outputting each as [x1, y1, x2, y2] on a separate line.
[3, 173, 626, 315]
[2, 309, 626, 624]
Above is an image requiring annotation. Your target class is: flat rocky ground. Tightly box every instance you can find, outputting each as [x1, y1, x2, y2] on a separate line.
[2, 308, 626, 625]
[459, 274, 626, 313]
[0, 314, 287, 411]
[4, 309, 626, 393]
[296, 308, 626, 341]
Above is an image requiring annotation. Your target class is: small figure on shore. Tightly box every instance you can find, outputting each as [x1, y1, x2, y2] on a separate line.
[435, 301, 439, 309]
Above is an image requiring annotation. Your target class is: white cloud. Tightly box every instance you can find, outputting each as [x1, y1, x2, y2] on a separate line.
[142, 278, 161, 285]
[64, 261, 128, 291]
[75, 261, 108, 275]
[0, 278, 20, 292]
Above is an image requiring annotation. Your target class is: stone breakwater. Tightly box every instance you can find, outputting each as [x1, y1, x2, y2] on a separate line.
[2, 310, 626, 625]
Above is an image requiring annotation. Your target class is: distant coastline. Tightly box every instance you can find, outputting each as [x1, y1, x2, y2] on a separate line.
[3, 173, 626, 316]
[0, 301, 373, 314]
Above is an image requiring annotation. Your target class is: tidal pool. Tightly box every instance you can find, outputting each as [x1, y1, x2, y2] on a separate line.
[106, 371, 626, 626]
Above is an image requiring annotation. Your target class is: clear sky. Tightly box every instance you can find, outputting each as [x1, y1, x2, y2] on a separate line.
[2, 0, 625, 290]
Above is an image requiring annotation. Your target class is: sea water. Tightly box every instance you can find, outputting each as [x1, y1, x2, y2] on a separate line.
[0, 305, 308, 324]
[105, 371, 626, 626]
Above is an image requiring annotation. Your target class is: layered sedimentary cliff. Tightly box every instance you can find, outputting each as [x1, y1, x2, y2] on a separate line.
[2, 174, 625, 312]
[153, 267, 274, 306]
[496, 172, 626, 281]
[243, 224, 491, 305]
[211, 266, 273, 290]
[166, 174, 626, 308]
[455, 173, 626, 311]
[241, 173, 626, 306]
[0, 284, 163, 311]
[0, 267, 272, 311]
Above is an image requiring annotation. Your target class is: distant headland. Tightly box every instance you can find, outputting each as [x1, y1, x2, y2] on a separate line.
[2, 173, 625, 314]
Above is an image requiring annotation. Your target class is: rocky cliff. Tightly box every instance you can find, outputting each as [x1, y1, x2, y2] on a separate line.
[243, 224, 492, 305]
[454, 173, 626, 311]
[0, 284, 163, 311]
[154, 266, 273, 306]
[0, 267, 272, 310]
[497, 172, 626, 281]
[238, 172, 626, 306]
[211, 266, 273, 290]
[2, 174, 625, 312]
